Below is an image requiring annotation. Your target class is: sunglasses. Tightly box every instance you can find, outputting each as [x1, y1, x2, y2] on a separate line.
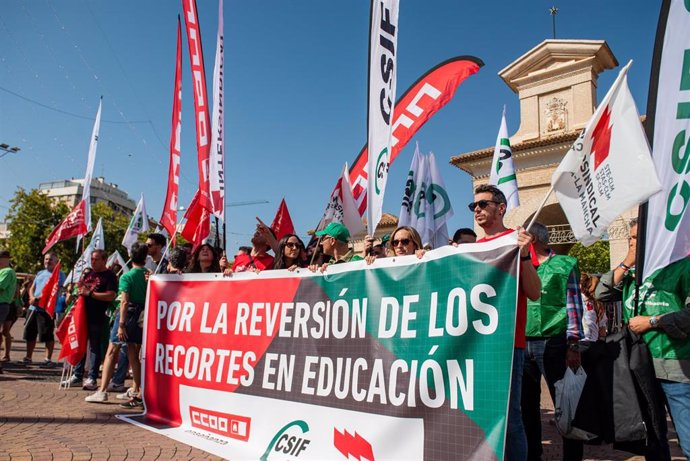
[468, 199, 500, 211]
[392, 238, 411, 247]
[285, 242, 302, 249]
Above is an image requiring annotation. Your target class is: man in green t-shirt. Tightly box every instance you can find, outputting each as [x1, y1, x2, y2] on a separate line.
[0, 249, 17, 374]
[310, 222, 363, 272]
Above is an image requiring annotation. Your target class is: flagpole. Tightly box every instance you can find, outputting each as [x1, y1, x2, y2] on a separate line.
[154, 239, 173, 275]
[634, 0, 671, 313]
[525, 185, 554, 233]
[310, 235, 324, 265]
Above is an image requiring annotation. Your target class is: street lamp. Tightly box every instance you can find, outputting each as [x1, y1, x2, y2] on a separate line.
[0, 143, 21, 159]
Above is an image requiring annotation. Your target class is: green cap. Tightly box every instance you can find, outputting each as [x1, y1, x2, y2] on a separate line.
[315, 222, 350, 243]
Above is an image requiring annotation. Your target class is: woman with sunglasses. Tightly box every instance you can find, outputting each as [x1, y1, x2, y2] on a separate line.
[389, 226, 425, 257]
[366, 226, 425, 264]
[273, 234, 307, 271]
[186, 244, 221, 273]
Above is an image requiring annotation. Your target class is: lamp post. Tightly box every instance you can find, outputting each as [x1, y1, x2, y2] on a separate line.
[0, 143, 21, 159]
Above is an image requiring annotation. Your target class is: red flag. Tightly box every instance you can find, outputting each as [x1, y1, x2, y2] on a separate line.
[181, 191, 210, 250]
[55, 296, 88, 366]
[270, 198, 296, 241]
[160, 17, 183, 239]
[182, 0, 212, 212]
[43, 200, 87, 254]
[348, 56, 483, 215]
[39, 261, 61, 318]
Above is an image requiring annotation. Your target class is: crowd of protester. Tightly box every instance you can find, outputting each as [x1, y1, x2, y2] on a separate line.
[0, 184, 688, 460]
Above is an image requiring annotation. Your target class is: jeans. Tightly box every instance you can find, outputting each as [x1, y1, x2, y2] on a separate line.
[73, 317, 106, 382]
[522, 336, 583, 461]
[506, 348, 527, 461]
[660, 380, 690, 459]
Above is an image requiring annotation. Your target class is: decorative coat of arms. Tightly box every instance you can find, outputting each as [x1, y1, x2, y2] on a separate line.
[544, 97, 567, 133]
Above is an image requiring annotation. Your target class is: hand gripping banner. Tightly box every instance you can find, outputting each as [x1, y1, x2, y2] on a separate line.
[120, 233, 519, 460]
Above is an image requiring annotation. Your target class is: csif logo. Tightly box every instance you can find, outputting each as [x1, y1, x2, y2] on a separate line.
[374, 148, 389, 195]
[261, 420, 311, 461]
[188, 406, 250, 442]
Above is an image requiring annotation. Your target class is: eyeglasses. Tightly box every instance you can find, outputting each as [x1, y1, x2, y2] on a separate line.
[285, 242, 302, 249]
[392, 238, 411, 247]
[468, 199, 500, 211]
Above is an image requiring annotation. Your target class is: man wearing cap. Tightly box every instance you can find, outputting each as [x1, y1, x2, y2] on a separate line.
[311, 222, 363, 270]
[0, 249, 17, 374]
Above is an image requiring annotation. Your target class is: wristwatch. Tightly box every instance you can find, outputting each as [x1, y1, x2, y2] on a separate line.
[649, 316, 659, 328]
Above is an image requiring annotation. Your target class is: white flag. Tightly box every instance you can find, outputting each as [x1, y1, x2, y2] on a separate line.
[427, 152, 454, 248]
[552, 62, 662, 246]
[66, 218, 105, 281]
[366, 0, 399, 235]
[398, 142, 422, 228]
[82, 98, 102, 232]
[489, 107, 520, 210]
[122, 194, 150, 252]
[209, 0, 225, 220]
[106, 250, 130, 274]
[643, 0, 690, 280]
[410, 153, 432, 245]
[317, 164, 366, 236]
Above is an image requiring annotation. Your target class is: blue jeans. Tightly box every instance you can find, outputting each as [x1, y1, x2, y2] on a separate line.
[506, 348, 527, 461]
[108, 311, 129, 386]
[660, 380, 690, 459]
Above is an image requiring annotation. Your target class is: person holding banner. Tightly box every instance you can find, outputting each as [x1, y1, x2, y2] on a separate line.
[272, 234, 307, 271]
[21, 253, 65, 367]
[471, 184, 541, 461]
[187, 244, 221, 274]
[596, 219, 690, 459]
[229, 224, 275, 273]
[310, 222, 363, 272]
[520, 222, 584, 461]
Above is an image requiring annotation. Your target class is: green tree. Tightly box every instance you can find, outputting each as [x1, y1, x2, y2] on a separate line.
[91, 201, 134, 257]
[568, 240, 611, 274]
[5, 188, 71, 273]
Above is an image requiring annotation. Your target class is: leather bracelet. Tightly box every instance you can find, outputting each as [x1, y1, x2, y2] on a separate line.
[118, 322, 126, 327]
[618, 262, 631, 271]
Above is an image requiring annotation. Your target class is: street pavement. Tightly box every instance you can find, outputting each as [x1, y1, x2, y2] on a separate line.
[0, 321, 684, 460]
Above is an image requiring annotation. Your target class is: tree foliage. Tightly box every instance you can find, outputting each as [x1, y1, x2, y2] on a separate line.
[3, 188, 137, 274]
[568, 240, 611, 274]
[4, 188, 70, 273]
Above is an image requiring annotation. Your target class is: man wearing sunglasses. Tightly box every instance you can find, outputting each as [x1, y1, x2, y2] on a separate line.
[471, 184, 541, 461]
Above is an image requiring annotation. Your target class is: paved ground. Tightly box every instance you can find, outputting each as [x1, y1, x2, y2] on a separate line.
[0, 321, 685, 460]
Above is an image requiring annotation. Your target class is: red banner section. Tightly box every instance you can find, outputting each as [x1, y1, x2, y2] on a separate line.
[182, 0, 212, 211]
[349, 56, 483, 215]
[142, 277, 303, 426]
[160, 17, 183, 239]
[56, 296, 88, 366]
[40, 261, 61, 318]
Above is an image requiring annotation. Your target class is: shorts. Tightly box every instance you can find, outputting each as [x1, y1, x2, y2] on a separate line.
[23, 309, 55, 343]
[0, 303, 10, 324]
[123, 303, 144, 345]
[5, 303, 20, 323]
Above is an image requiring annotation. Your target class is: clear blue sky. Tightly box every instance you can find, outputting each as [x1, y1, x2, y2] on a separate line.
[0, 1, 660, 252]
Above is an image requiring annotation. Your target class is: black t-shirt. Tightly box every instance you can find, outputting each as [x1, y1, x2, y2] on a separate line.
[81, 269, 118, 320]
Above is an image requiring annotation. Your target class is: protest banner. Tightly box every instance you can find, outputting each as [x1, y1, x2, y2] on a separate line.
[120, 233, 519, 460]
